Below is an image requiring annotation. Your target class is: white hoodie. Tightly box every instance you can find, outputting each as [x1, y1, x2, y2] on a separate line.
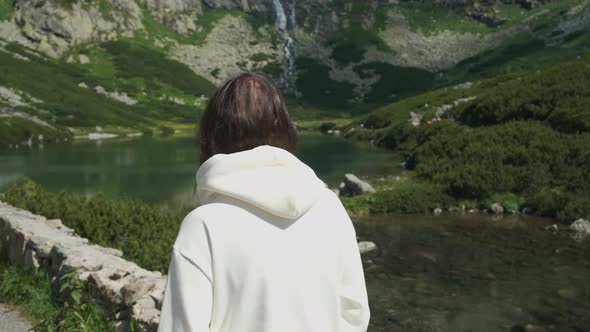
[158, 145, 370, 332]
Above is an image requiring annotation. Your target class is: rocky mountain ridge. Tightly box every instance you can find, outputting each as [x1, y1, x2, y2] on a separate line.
[0, 0, 589, 111]
[0, 0, 586, 57]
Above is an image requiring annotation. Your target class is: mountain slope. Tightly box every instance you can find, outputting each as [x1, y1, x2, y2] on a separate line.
[0, 0, 589, 147]
[344, 54, 590, 221]
[1, 0, 589, 107]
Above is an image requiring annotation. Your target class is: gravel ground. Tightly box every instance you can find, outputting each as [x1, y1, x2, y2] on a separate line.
[0, 303, 33, 332]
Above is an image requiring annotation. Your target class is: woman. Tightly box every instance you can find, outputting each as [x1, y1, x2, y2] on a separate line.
[158, 73, 370, 332]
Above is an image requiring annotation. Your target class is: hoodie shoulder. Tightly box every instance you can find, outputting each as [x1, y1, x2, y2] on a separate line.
[173, 208, 213, 280]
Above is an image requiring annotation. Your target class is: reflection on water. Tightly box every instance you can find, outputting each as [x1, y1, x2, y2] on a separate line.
[355, 214, 590, 332]
[0, 135, 402, 211]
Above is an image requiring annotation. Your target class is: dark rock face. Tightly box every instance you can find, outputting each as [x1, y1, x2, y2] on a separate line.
[231, 0, 556, 29]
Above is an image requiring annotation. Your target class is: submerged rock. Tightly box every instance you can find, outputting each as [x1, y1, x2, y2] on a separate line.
[557, 288, 579, 300]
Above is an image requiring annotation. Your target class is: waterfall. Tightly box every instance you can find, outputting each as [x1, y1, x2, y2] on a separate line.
[273, 0, 287, 31]
[283, 36, 295, 89]
[289, 0, 298, 31]
[272, 0, 297, 92]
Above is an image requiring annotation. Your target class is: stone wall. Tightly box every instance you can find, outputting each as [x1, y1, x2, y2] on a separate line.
[0, 201, 164, 331]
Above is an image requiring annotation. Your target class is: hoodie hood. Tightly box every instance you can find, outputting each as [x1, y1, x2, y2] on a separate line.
[196, 145, 326, 219]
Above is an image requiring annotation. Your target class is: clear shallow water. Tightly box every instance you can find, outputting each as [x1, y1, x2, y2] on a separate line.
[1, 135, 589, 332]
[0, 134, 403, 211]
[355, 214, 590, 332]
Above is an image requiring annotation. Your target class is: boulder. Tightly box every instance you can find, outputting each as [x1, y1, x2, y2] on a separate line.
[409, 112, 423, 126]
[490, 203, 504, 215]
[570, 219, 590, 242]
[122, 278, 155, 306]
[433, 208, 443, 215]
[79, 54, 90, 64]
[448, 206, 462, 213]
[339, 174, 376, 197]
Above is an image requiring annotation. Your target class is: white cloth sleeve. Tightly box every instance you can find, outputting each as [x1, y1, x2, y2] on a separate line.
[339, 215, 371, 332]
[157, 249, 213, 332]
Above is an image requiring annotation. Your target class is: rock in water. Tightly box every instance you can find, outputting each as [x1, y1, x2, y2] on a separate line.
[358, 241, 377, 255]
[433, 208, 443, 215]
[491, 203, 504, 215]
[570, 218, 590, 234]
[570, 219, 590, 242]
[340, 174, 376, 197]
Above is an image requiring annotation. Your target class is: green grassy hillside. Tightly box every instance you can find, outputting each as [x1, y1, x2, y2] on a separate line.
[344, 55, 590, 221]
[0, 39, 216, 147]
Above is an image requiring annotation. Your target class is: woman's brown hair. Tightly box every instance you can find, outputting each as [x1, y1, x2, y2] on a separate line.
[199, 73, 297, 163]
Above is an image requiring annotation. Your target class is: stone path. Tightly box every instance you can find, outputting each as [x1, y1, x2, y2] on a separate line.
[0, 303, 33, 332]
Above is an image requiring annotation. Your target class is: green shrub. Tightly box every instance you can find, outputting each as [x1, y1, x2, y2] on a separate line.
[488, 193, 526, 213]
[556, 195, 590, 222]
[379, 122, 420, 152]
[0, 0, 13, 21]
[354, 62, 435, 104]
[370, 181, 454, 214]
[0, 44, 149, 128]
[331, 41, 367, 65]
[525, 190, 590, 222]
[3, 179, 182, 272]
[458, 55, 590, 132]
[326, 0, 390, 66]
[295, 57, 355, 109]
[398, 2, 494, 34]
[0, 117, 72, 147]
[318, 122, 337, 133]
[102, 41, 215, 98]
[410, 121, 573, 198]
[342, 180, 453, 215]
[97, 0, 113, 19]
[249, 52, 275, 62]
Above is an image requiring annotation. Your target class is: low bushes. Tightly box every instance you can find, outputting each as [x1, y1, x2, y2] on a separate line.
[350, 55, 590, 222]
[0, 117, 72, 147]
[2, 179, 182, 272]
[102, 41, 215, 98]
[341, 179, 453, 215]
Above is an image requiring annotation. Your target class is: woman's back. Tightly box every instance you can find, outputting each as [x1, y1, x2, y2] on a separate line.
[157, 73, 369, 332]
